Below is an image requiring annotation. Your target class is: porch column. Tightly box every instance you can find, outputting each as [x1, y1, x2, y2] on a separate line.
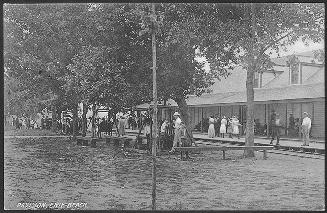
[266, 104, 269, 137]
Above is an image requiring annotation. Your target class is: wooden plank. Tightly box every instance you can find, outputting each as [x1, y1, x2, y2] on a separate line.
[174, 146, 274, 152]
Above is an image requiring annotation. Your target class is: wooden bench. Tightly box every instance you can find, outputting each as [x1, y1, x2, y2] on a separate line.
[76, 136, 133, 148]
[77, 137, 104, 147]
[105, 136, 135, 147]
[174, 146, 274, 160]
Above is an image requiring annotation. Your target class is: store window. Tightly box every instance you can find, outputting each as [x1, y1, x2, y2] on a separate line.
[290, 63, 300, 84]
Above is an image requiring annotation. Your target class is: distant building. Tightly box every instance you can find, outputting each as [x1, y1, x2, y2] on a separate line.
[137, 50, 325, 139]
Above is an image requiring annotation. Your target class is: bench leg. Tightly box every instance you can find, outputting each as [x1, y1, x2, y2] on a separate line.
[77, 139, 82, 146]
[82, 140, 88, 146]
[223, 150, 225, 160]
[263, 150, 267, 160]
[91, 139, 96, 148]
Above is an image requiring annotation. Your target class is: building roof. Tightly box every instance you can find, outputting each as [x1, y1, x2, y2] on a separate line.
[136, 50, 325, 109]
[136, 99, 178, 110]
[209, 50, 324, 93]
[263, 64, 324, 88]
[209, 66, 247, 93]
[136, 83, 324, 109]
[183, 83, 324, 106]
[303, 67, 325, 85]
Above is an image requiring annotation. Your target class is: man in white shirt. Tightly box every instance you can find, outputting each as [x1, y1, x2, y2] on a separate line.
[160, 119, 169, 150]
[170, 112, 183, 153]
[301, 112, 312, 146]
[160, 119, 168, 134]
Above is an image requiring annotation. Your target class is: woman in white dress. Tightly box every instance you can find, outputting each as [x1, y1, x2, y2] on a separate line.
[220, 116, 227, 138]
[232, 116, 241, 139]
[208, 116, 215, 138]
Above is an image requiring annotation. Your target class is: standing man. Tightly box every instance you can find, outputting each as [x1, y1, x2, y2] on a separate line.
[270, 114, 282, 146]
[269, 110, 276, 138]
[301, 112, 311, 146]
[169, 112, 183, 153]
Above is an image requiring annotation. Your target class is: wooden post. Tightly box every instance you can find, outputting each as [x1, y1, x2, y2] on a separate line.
[263, 150, 267, 159]
[151, 3, 158, 210]
[201, 107, 203, 133]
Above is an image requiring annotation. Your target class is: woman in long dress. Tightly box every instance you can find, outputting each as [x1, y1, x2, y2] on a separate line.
[208, 116, 215, 138]
[118, 116, 126, 136]
[227, 117, 233, 138]
[232, 116, 241, 139]
[220, 116, 227, 138]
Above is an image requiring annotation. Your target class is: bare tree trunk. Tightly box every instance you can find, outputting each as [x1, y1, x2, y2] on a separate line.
[175, 97, 195, 144]
[72, 103, 78, 140]
[82, 102, 87, 137]
[244, 3, 256, 157]
[92, 104, 96, 138]
[51, 104, 57, 132]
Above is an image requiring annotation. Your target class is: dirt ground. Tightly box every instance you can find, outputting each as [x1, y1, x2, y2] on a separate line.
[4, 136, 325, 210]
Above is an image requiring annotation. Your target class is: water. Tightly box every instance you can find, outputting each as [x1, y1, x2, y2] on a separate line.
[4, 137, 325, 210]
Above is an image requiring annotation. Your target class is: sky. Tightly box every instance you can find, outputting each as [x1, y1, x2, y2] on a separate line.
[198, 39, 324, 71]
[270, 40, 324, 57]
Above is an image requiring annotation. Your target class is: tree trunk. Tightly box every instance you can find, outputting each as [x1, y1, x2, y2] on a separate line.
[72, 103, 78, 140]
[51, 104, 57, 132]
[92, 104, 96, 138]
[82, 102, 87, 137]
[244, 67, 255, 157]
[175, 97, 195, 144]
[244, 3, 256, 158]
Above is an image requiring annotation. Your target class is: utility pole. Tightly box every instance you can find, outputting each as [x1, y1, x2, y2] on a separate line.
[151, 2, 158, 210]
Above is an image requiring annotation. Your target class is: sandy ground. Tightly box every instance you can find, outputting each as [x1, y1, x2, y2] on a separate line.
[4, 136, 325, 210]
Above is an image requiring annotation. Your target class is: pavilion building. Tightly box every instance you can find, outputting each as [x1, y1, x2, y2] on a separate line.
[137, 50, 325, 140]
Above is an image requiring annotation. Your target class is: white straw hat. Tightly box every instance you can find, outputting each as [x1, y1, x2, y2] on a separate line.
[173, 112, 180, 116]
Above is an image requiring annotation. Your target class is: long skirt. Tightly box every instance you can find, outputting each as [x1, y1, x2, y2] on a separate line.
[233, 125, 239, 135]
[208, 124, 215, 138]
[220, 125, 226, 134]
[227, 125, 233, 134]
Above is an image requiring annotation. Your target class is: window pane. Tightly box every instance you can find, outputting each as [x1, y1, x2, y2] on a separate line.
[291, 63, 299, 84]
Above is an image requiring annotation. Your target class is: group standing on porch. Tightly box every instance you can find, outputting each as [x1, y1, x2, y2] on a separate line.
[207, 115, 241, 139]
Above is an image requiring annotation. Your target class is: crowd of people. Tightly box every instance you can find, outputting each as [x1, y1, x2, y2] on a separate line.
[8, 109, 313, 148]
[207, 115, 242, 139]
[11, 116, 52, 130]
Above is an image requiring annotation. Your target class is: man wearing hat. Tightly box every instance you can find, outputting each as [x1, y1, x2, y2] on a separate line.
[270, 113, 282, 145]
[301, 112, 311, 146]
[170, 112, 183, 153]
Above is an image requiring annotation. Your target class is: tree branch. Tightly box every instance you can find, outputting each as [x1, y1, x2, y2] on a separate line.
[258, 31, 294, 58]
